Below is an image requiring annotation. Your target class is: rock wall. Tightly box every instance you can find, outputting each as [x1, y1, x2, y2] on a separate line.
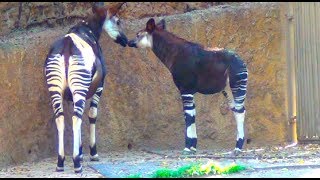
[0, 2, 288, 167]
[0, 2, 240, 37]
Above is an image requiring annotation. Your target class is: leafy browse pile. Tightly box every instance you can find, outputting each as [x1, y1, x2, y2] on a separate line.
[127, 160, 246, 178]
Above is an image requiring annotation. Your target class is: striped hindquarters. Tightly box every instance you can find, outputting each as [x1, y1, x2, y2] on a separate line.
[67, 54, 93, 117]
[45, 53, 67, 117]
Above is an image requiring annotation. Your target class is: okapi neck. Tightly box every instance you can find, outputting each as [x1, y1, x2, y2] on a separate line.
[151, 30, 180, 71]
[84, 15, 105, 41]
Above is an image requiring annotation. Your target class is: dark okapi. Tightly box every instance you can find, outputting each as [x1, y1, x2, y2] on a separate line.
[44, 3, 128, 173]
[128, 18, 248, 155]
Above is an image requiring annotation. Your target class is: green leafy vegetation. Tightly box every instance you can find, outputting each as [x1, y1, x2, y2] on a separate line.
[126, 160, 246, 178]
[127, 173, 143, 178]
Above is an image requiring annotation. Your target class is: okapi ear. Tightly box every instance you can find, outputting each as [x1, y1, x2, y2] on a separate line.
[146, 18, 156, 33]
[92, 2, 106, 17]
[156, 19, 166, 30]
[107, 2, 125, 18]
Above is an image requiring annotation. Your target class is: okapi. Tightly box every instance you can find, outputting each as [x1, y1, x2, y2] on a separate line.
[128, 18, 248, 155]
[44, 3, 128, 173]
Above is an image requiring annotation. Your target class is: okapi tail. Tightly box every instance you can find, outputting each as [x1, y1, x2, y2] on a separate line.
[62, 36, 73, 78]
[222, 89, 235, 110]
[62, 36, 74, 101]
[227, 52, 248, 113]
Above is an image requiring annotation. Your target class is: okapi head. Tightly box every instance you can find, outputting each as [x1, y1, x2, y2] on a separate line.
[92, 2, 128, 47]
[128, 18, 165, 48]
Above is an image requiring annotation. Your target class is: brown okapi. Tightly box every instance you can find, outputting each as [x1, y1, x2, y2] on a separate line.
[128, 18, 248, 155]
[44, 2, 127, 173]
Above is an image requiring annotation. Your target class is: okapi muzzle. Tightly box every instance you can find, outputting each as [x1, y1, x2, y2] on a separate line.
[115, 32, 128, 47]
[128, 39, 137, 48]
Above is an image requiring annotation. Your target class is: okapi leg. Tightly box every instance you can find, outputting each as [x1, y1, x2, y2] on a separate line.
[69, 63, 92, 173]
[181, 94, 197, 154]
[45, 53, 66, 172]
[55, 115, 65, 172]
[229, 68, 248, 153]
[72, 101, 83, 162]
[71, 94, 86, 173]
[88, 85, 104, 161]
[54, 101, 65, 172]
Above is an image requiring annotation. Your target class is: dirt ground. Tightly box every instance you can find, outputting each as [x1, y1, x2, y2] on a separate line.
[0, 143, 319, 178]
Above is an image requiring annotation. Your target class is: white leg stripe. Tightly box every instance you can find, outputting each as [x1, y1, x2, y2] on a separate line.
[183, 102, 194, 107]
[89, 107, 98, 119]
[190, 147, 197, 151]
[72, 116, 82, 158]
[56, 116, 65, 157]
[182, 94, 193, 97]
[234, 111, 245, 140]
[234, 103, 245, 109]
[187, 123, 197, 138]
[185, 109, 196, 117]
[236, 72, 248, 75]
[90, 124, 96, 147]
[92, 94, 100, 104]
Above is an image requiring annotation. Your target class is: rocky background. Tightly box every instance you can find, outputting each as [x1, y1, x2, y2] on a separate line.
[0, 2, 241, 37]
[0, 2, 288, 168]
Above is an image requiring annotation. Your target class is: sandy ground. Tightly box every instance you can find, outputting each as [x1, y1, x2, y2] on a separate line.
[0, 143, 320, 178]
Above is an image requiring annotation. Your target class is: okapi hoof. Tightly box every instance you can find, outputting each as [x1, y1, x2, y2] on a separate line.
[232, 148, 242, 156]
[56, 155, 65, 172]
[74, 166, 83, 173]
[89, 144, 99, 161]
[190, 147, 197, 153]
[181, 148, 196, 155]
[73, 155, 83, 173]
[90, 154, 100, 161]
[56, 166, 64, 172]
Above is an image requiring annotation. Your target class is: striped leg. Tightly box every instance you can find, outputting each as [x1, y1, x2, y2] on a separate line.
[181, 94, 197, 155]
[88, 84, 104, 161]
[45, 53, 66, 172]
[79, 119, 83, 161]
[68, 56, 92, 173]
[72, 101, 83, 163]
[229, 67, 248, 153]
[88, 45, 106, 161]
